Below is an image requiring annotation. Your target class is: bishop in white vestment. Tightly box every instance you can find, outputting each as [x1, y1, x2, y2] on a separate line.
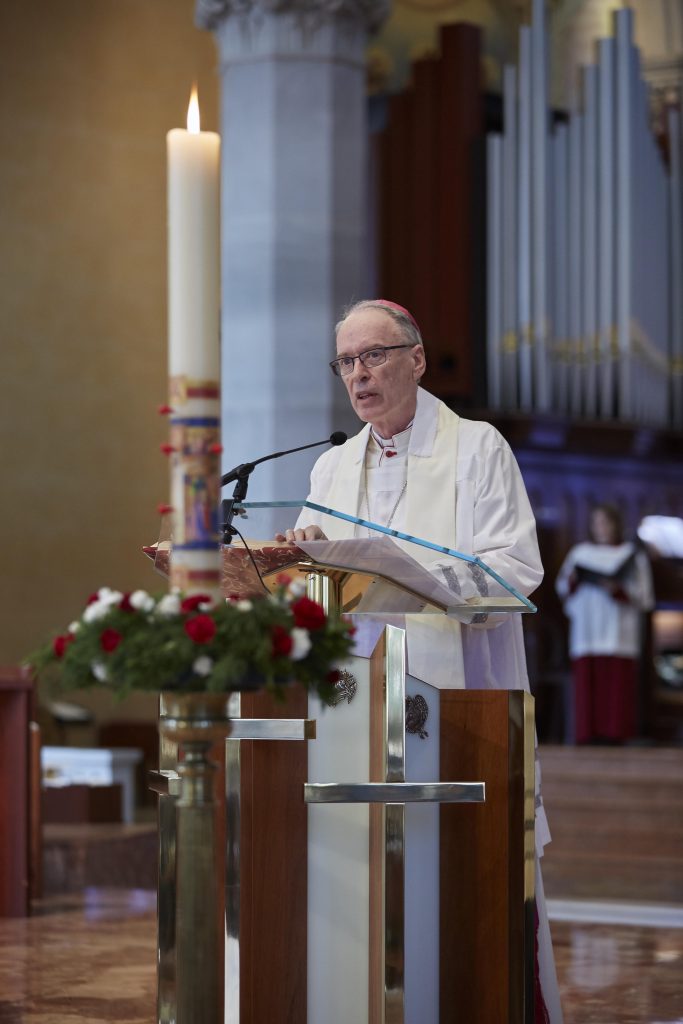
[277, 299, 563, 1023]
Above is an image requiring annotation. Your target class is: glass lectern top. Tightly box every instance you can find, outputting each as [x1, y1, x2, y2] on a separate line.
[234, 500, 537, 620]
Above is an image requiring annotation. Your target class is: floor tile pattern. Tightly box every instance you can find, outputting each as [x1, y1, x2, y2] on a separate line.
[0, 890, 156, 1024]
[551, 920, 683, 1024]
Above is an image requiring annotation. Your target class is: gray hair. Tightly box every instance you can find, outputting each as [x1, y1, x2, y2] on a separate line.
[334, 300, 424, 348]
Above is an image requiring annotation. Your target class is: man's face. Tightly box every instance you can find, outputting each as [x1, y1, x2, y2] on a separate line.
[335, 308, 426, 437]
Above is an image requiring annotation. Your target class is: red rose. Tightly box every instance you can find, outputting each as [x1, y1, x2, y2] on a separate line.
[326, 669, 342, 684]
[53, 634, 72, 658]
[119, 593, 134, 613]
[87, 593, 99, 605]
[184, 614, 216, 644]
[271, 625, 293, 658]
[181, 594, 212, 614]
[276, 573, 292, 587]
[100, 628, 122, 653]
[291, 596, 326, 632]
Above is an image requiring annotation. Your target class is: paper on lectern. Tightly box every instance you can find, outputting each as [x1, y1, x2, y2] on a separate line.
[297, 535, 528, 617]
[298, 536, 460, 609]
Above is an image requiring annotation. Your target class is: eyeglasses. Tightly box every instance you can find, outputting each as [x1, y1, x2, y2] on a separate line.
[329, 344, 415, 377]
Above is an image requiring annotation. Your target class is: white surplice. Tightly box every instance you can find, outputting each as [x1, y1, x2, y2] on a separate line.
[555, 541, 654, 658]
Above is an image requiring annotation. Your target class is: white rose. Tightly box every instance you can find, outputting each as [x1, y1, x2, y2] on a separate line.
[287, 580, 306, 599]
[98, 587, 123, 606]
[156, 593, 181, 617]
[130, 590, 155, 612]
[193, 655, 213, 677]
[91, 661, 108, 682]
[68, 621, 81, 634]
[236, 600, 252, 612]
[83, 600, 110, 623]
[290, 627, 312, 661]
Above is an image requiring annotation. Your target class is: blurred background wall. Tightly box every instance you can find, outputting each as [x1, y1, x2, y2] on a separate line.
[0, 0, 218, 722]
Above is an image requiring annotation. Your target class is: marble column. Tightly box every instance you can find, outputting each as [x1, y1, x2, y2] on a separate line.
[196, 0, 389, 538]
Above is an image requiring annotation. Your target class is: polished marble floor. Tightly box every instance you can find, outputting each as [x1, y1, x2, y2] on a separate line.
[552, 917, 683, 1023]
[1, 889, 681, 1022]
[0, 890, 156, 1024]
[1, 745, 682, 1022]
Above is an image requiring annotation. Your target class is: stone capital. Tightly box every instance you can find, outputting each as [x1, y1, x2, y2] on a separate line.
[195, 0, 390, 34]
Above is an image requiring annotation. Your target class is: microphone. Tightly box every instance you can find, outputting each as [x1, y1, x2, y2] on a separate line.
[220, 431, 347, 544]
[221, 431, 347, 487]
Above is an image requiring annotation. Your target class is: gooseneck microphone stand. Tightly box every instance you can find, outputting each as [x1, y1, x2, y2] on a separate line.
[221, 470, 252, 545]
[220, 432, 347, 545]
[220, 473, 249, 548]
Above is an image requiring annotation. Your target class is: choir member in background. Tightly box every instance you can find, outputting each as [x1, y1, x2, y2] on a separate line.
[556, 503, 654, 745]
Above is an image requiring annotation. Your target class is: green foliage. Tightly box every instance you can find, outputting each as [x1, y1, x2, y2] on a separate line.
[27, 585, 354, 702]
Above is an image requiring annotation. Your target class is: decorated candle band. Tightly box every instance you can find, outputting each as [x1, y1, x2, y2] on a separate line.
[170, 375, 220, 405]
[167, 387, 221, 596]
[168, 560, 222, 593]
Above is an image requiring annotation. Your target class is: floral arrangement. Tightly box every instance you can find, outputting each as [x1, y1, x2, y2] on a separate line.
[28, 578, 355, 701]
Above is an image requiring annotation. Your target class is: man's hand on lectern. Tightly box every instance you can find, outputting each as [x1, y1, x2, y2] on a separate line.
[275, 525, 328, 544]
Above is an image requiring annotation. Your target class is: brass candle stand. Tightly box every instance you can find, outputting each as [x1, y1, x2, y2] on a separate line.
[157, 692, 233, 1024]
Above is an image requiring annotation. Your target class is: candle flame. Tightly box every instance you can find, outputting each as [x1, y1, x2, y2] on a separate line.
[187, 85, 200, 134]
